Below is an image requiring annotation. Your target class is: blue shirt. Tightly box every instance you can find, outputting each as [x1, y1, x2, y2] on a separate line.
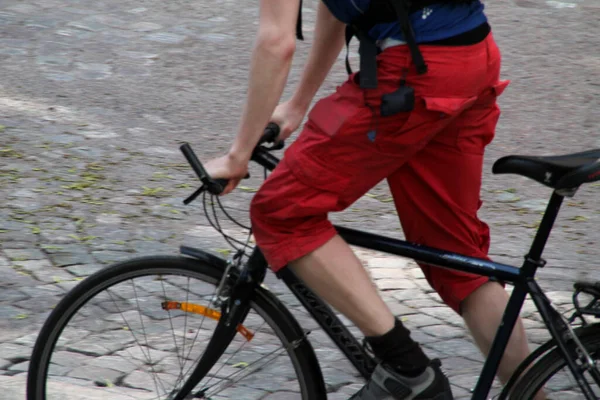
[322, 1, 487, 43]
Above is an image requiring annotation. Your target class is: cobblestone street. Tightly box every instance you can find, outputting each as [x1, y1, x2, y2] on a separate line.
[0, 0, 599, 398]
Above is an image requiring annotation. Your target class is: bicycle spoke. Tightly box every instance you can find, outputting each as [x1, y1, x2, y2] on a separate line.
[182, 277, 190, 374]
[197, 320, 266, 392]
[107, 284, 168, 397]
[159, 279, 185, 373]
[203, 345, 288, 397]
[167, 279, 221, 391]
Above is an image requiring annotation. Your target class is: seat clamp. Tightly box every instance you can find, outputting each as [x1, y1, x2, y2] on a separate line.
[524, 255, 547, 268]
[555, 187, 578, 198]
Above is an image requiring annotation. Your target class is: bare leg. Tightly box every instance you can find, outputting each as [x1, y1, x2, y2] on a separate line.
[289, 234, 395, 336]
[462, 281, 546, 400]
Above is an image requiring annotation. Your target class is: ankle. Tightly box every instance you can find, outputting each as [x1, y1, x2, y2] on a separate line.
[365, 318, 430, 376]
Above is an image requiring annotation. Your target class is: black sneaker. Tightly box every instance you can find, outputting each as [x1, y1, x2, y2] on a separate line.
[349, 359, 453, 400]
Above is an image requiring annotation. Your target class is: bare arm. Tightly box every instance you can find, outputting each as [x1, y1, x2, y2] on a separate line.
[290, 2, 346, 112]
[206, 1, 347, 193]
[229, 0, 300, 162]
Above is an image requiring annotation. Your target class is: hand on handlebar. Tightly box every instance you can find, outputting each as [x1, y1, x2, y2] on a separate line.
[196, 123, 281, 196]
[203, 153, 249, 196]
[270, 100, 307, 142]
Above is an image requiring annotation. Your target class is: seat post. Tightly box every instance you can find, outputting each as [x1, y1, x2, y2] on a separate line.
[522, 191, 564, 275]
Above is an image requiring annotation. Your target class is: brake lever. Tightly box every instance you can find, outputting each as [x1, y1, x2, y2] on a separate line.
[184, 186, 205, 205]
[267, 140, 285, 151]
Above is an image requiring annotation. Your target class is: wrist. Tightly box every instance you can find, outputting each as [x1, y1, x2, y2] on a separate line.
[227, 146, 252, 166]
[289, 92, 312, 115]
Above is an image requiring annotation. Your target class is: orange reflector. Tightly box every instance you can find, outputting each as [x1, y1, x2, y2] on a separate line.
[161, 301, 254, 341]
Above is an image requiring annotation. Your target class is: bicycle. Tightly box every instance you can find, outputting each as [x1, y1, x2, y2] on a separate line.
[27, 123, 600, 399]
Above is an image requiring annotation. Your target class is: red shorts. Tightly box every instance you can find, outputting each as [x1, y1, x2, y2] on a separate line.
[250, 33, 509, 314]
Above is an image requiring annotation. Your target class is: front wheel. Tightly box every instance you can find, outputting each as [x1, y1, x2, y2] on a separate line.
[27, 255, 326, 399]
[510, 323, 600, 399]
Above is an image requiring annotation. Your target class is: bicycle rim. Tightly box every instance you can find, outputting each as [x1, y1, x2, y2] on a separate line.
[28, 256, 317, 399]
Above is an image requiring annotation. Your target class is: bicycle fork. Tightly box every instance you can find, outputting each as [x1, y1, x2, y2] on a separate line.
[171, 251, 266, 400]
[529, 279, 600, 398]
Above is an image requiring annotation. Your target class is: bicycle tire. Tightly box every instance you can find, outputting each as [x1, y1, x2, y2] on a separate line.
[27, 255, 326, 400]
[509, 323, 600, 399]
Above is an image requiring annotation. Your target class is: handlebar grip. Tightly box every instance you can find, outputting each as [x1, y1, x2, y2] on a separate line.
[212, 178, 229, 194]
[180, 143, 209, 183]
[261, 122, 281, 144]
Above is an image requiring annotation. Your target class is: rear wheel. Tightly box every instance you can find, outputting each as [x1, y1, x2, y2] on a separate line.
[27, 255, 326, 399]
[510, 324, 600, 399]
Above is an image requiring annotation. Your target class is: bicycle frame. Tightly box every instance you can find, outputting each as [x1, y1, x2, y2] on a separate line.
[179, 144, 597, 399]
[231, 146, 598, 399]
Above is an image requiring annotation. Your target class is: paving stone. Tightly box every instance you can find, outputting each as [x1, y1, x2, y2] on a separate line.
[130, 22, 162, 32]
[13, 294, 61, 312]
[0, 358, 11, 369]
[401, 314, 440, 328]
[0, 343, 31, 362]
[3, 248, 46, 260]
[11, 259, 52, 274]
[143, 32, 187, 44]
[8, 360, 29, 372]
[367, 257, 412, 269]
[48, 251, 95, 267]
[86, 355, 139, 374]
[0, 288, 29, 303]
[392, 289, 431, 302]
[13, 333, 40, 347]
[65, 338, 127, 358]
[326, 393, 352, 400]
[67, 365, 123, 383]
[0, 305, 28, 320]
[420, 324, 466, 339]
[321, 367, 357, 391]
[0, 264, 39, 287]
[261, 392, 303, 400]
[29, 268, 75, 285]
[65, 264, 104, 277]
[91, 250, 130, 264]
[402, 297, 442, 311]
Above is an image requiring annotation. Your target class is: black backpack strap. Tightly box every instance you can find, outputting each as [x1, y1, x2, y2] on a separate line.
[389, 0, 427, 74]
[296, 0, 304, 40]
[346, 0, 430, 89]
[345, 25, 379, 89]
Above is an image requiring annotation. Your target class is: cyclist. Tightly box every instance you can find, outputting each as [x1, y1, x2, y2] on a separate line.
[205, 0, 540, 398]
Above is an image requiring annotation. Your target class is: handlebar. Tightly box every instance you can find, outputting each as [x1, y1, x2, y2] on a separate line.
[179, 123, 282, 200]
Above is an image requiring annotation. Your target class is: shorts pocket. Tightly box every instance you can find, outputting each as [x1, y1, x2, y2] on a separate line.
[455, 80, 510, 154]
[306, 77, 365, 139]
[492, 80, 510, 97]
[423, 96, 478, 116]
[378, 95, 478, 154]
[285, 153, 352, 215]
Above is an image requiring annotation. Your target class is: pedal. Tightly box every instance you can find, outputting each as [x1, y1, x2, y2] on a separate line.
[573, 281, 600, 318]
[574, 281, 600, 296]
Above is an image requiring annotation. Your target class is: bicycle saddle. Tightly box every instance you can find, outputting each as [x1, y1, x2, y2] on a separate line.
[492, 149, 600, 190]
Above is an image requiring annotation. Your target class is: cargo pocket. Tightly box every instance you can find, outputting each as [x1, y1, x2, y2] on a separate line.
[492, 80, 510, 97]
[306, 76, 366, 140]
[422, 96, 478, 116]
[377, 95, 478, 155]
[454, 80, 510, 154]
[284, 152, 353, 215]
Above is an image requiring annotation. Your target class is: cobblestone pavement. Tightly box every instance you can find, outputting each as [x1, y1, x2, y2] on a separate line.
[1, 0, 599, 398]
